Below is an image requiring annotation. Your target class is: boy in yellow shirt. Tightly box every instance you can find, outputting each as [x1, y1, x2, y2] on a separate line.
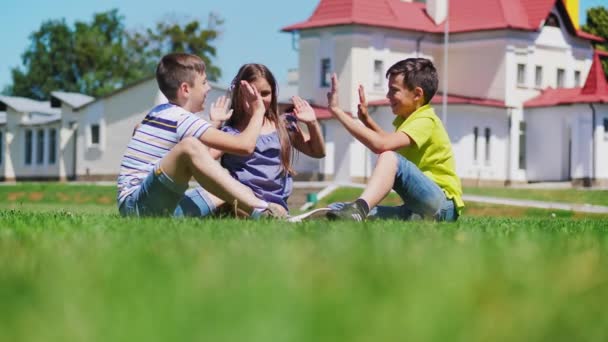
[326, 58, 463, 221]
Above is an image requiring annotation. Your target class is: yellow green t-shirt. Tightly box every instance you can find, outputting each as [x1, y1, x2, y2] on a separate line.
[392, 104, 464, 210]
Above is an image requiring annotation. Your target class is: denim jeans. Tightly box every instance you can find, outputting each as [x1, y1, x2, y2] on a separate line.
[173, 186, 216, 218]
[119, 165, 188, 217]
[332, 152, 459, 221]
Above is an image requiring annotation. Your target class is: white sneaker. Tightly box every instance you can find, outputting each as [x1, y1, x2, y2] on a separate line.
[287, 207, 333, 223]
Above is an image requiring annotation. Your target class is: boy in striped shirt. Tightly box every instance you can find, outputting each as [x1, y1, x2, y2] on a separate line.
[117, 53, 284, 218]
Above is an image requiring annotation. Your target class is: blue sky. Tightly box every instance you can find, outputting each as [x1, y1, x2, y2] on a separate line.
[0, 0, 605, 92]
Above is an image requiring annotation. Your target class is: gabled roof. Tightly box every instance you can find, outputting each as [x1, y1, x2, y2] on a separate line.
[369, 93, 508, 108]
[282, 0, 603, 42]
[19, 113, 62, 126]
[525, 50, 608, 107]
[0, 96, 60, 115]
[50, 91, 95, 109]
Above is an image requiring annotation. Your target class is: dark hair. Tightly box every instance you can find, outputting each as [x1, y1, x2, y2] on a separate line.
[227, 64, 294, 175]
[386, 58, 438, 104]
[156, 53, 206, 100]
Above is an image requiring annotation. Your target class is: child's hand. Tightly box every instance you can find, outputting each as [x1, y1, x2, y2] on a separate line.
[327, 73, 340, 112]
[210, 96, 233, 123]
[240, 80, 265, 116]
[357, 85, 370, 122]
[291, 96, 317, 123]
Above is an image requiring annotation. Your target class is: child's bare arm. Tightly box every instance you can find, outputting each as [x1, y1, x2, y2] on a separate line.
[289, 96, 325, 158]
[357, 85, 384, 134]
[328, 73, 412, 153]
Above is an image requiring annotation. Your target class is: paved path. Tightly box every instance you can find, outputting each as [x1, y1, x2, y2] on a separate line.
[462, 195, 608, 214]
[295, 182, 608, 214]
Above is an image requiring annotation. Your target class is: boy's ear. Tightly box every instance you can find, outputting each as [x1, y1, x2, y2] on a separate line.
[414, 86, 425, 102]
[178, 81, 190, 98]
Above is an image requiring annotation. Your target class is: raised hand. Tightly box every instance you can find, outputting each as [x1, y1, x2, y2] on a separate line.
[291, 96, 317, 123]
[357, 85, 370, 122]
[209, 95, 233, 123]
[240, 80, 265, 116]
[327, 73, 340, 112]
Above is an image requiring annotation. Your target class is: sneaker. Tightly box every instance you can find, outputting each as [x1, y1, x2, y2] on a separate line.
[326, 201, 366, 221]
[287, 207, 333, 223]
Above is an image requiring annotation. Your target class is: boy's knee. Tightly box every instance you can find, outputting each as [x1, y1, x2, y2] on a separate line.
[376, 151, 398, 167]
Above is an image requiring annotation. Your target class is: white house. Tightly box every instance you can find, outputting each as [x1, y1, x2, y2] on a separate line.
[0, 78, 227, 181]
[281, 0, 608, 186]
[0, 96, 62, 181]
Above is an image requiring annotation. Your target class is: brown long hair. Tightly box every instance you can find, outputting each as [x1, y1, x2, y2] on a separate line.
[227, 64, 294, 175]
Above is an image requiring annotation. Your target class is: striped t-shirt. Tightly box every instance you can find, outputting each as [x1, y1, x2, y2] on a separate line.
[117, 103, 212, 205]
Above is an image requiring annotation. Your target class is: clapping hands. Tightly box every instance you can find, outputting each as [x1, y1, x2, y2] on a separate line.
[291, 96, 317, 123]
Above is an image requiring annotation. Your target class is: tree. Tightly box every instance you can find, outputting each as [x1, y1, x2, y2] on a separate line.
[129, 13, 223, 82]
[6, 10, 222, 100]
[583, 6, 608, 78]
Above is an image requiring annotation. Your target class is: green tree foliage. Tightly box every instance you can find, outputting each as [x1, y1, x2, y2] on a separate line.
[6, 10, 222, 100]
[583, 6, 608, 78]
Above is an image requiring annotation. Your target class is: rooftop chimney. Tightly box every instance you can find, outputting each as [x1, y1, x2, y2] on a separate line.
[426, 0, 447, 25]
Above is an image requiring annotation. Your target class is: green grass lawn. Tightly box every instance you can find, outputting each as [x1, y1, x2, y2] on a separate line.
[1, 183, 608, 341]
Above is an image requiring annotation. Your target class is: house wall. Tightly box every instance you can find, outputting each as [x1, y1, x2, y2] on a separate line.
[75, 79, 227, 179]
[595, 104, 608, 183]
[1, 108, 60, 180]
[0, 125, 5, 180]
[525, 104, 594, 182]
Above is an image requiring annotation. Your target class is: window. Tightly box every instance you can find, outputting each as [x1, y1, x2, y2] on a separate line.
[484, 127, 491, 164]
[0, 131, 3, 165]
[518, 122, 526, 170]
[535, 66, 543, 88]
[36, 129, 44, 164]
[517, 64, 526, 87]
[25, 129, 33, 165]
[90, 124, 100, 145]
[49, 128, 56, 164]
[556, 68, 565, 88]
[574, 70, 581, 87]
[473, 127, 479, 162]
[373, 60, 384, 89]
[604, 118, 608, 135]
[320, 58, 331, 87]
[545, 13, 560, 27]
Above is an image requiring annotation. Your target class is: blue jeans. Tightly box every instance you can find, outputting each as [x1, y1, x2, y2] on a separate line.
[119, 165, 188, 217]
[174, 186, 216, 218]
[332, 153, 459, 221]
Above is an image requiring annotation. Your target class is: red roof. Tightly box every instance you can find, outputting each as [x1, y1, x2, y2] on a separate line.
[368, 93, 508, 108]
[524, 51, 608, 107]
[282, 0, 603, 42]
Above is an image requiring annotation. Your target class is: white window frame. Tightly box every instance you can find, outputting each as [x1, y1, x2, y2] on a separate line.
[484, 127, 491, 165]
[574, 70, 581, 87]
[517, 64, 527, 87]
[36, 128, 45, 165]
[373, 60, 384, 90]
[0, 130, 3, 166]
[535, 65, 543, 88]
[473, 126, 479, 163]
[24, 129, 33, 166]
[48, 128, 57, 165]
[320, 58, 331, 88]
[556, 68, 565, 88]
[89, 123, 101, 147]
